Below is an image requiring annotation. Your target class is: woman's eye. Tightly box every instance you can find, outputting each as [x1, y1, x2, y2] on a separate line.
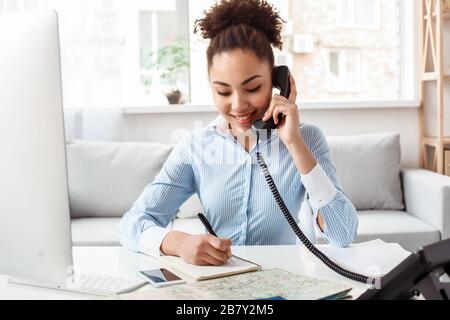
[217, 86, 260, 96]
[247, 86, 261, 93]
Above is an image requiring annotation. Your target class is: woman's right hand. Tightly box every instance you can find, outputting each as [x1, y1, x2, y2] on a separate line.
[160, 231, 232, 266]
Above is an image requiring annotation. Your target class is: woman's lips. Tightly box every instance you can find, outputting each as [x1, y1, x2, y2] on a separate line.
[231, 111, 257, 125]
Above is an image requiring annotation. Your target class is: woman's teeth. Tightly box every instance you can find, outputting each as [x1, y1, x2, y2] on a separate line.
[234, 112, 255, 120]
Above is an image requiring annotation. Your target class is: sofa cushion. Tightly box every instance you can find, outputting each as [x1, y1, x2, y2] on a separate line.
[66, 140, 174, 218]
[315, 210, 440, 252]
[71, 217, 205, 246]
[71, 217, 121, 246]
[171, 217, 206, 234]
[327, 133, 404, 210]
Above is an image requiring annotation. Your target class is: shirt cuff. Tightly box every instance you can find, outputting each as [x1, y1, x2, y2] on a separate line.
[138, 226, 171, 258]
[300, 163, 337, 209]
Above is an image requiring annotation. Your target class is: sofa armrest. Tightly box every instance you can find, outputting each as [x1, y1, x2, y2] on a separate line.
[401, 169, 450, 240]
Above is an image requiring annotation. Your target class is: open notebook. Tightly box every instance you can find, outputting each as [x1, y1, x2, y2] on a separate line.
[158, 255, 262, 281]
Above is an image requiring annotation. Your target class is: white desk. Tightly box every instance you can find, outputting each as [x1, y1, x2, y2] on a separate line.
[0, 242, 409, 300]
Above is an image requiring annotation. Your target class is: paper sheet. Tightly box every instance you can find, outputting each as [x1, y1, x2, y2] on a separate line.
[316, 240, 411, 277]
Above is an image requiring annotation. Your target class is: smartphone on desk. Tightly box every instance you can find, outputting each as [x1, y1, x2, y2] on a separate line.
[139, 268, 186, 288]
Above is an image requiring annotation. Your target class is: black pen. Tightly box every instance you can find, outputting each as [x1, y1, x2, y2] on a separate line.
[197, 212, 218, 237]
[197, 212, 234, 264]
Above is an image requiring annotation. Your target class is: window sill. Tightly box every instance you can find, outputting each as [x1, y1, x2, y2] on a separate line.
[122, 100, 420, 114]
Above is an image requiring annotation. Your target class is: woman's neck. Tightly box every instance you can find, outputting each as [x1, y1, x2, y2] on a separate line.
[227, 122, 255, 138]
[228, 122, 256, 152]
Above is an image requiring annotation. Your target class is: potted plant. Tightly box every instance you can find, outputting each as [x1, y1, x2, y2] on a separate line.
[144, 36, 189, 104]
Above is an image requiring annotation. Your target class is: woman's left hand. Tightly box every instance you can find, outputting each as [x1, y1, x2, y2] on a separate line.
[262, 74, 302, 147]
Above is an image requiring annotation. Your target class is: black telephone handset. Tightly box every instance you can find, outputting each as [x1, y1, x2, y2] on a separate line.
[252, 65, 291, 131]
[253, 66, 375, 286]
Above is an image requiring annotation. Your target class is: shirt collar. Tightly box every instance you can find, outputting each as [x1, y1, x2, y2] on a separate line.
[206, 115, 229, 137]
[206, 114, 274, 141]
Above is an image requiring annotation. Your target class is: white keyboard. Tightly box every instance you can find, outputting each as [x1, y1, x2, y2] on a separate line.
[67, 273, 147, 296]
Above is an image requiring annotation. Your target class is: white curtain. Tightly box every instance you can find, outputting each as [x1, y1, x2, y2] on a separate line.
[64, 109, 124, 142]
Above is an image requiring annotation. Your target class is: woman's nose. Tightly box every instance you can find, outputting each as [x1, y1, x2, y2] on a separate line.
[231, 93, 248, 111]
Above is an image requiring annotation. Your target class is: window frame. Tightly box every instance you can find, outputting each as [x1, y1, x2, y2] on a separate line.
[336, 0, 381, 30]
[326, 48, 362, 93]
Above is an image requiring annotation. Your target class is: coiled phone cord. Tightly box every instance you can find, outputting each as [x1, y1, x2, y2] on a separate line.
[255, 131, 375, 285]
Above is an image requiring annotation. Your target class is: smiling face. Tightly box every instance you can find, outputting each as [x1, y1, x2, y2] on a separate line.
[209, 49, 273, 133]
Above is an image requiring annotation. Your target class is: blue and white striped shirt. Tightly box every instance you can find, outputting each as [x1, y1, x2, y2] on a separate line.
[119, 116, 358, 256]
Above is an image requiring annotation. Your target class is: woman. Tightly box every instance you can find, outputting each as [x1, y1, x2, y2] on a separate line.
[119, 0, 358, 266]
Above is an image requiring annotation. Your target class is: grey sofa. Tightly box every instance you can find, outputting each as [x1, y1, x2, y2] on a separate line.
[67, 132, 450, 252]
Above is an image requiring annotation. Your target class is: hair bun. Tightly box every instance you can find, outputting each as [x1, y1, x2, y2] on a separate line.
[194, 0, 284, 50]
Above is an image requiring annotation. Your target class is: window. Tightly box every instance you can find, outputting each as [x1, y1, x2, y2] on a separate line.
[285, 0, 406, 102]
[190, 0, 411, 104]
[336, 0, 380, 29]
[1, 0, 415, 108]
[1, 0, 189, 108]
[328, 49, 361, 93]
[138, 3, 189, 103]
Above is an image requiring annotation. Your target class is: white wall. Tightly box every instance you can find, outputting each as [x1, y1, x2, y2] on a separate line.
[119, 107, 420, 168]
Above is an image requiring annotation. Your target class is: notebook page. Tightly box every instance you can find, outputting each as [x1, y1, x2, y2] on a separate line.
[158, 255, 260, 280]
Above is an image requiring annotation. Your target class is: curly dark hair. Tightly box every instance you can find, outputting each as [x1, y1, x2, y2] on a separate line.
[194, 0, 285, 73]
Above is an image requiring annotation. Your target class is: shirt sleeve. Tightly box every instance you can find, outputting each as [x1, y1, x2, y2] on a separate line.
[138, 226, 172, 257]
[300, 124, 358, 248]
[118, 133, 196, 255]
[300, 163, 337, 209]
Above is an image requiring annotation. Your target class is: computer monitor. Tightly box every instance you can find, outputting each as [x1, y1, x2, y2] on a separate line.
[0, 10, 74, 289]
[0, 10, 146, 296]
